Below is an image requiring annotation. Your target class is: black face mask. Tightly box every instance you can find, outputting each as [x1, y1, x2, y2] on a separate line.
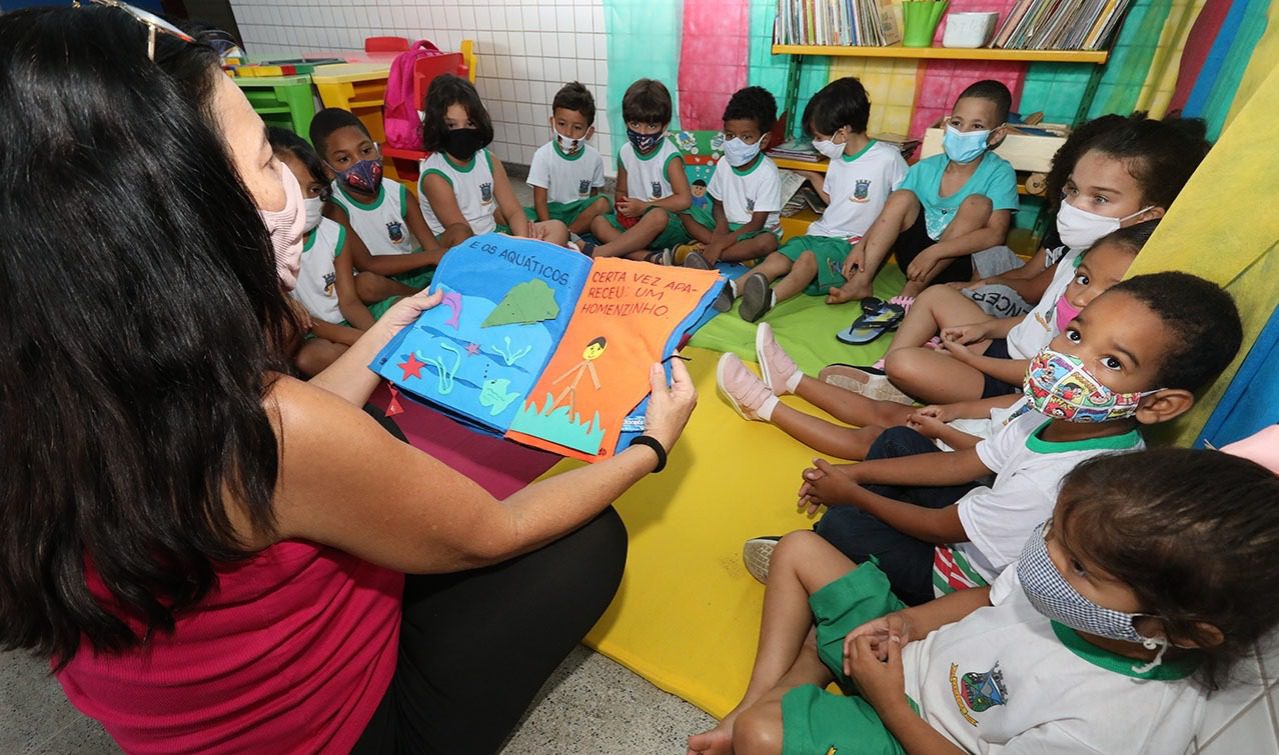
[442, 128, 486, 161]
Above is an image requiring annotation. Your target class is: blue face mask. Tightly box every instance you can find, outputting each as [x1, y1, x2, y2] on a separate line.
[942, 125, 992, 164]
[626, 127, 663, 154]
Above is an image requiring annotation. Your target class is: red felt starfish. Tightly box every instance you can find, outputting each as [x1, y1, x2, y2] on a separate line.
[398, 353, 426, 380]
[465, 342, 481, 356]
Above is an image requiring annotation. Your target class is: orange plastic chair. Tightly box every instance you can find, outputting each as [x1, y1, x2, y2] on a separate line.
[364, 36, 409, 54]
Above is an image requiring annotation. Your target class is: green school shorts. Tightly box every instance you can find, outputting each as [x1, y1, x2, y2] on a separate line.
[780, 563, 916, 755]
[603, 207, 690, 249]
[682, 204, 777, 243]
[523, 197, 610, 226]
[777, 235, 856, 296]
[366, 296, 402, 321]
[391, 268, 434, 291]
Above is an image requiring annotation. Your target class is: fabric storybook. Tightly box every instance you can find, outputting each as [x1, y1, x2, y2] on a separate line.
[371, 233, 724, 461]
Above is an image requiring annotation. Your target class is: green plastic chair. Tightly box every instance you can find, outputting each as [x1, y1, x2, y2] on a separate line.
[232, 74, 317, 141]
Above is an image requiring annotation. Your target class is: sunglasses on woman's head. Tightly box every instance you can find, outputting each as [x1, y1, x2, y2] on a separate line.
[73, 0, 195, 61]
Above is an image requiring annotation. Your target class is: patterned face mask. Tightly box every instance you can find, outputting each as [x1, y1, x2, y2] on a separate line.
[333, 156, 384, 195]
[1017, 521, 1169, 671]
[1022, 348, 1159, 423]
[626, 127, 663, 153]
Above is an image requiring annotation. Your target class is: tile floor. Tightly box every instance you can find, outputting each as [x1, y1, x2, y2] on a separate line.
[0, 644, 714, 754]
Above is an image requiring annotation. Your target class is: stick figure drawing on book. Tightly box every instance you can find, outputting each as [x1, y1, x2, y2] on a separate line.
[551, 336, 607, 416]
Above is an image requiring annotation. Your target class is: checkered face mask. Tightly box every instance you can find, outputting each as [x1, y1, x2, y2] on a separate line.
[1017, 522, 1165, 652]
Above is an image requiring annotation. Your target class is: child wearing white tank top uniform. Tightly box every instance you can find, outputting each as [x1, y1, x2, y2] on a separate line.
[309, 107, 442, 291]
[418, 74, 570, 250]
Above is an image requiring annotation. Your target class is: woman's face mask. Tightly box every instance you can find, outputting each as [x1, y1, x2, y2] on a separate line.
[258, 161, 306, 291]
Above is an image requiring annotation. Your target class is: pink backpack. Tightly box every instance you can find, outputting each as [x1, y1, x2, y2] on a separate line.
[384, 40, 444, 150]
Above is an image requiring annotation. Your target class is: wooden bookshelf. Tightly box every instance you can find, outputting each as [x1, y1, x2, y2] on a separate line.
[770, 43, 1109, 64]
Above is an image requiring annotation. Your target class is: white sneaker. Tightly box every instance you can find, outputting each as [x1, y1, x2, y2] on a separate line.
[818, 365, 916, 406]
[743, 536, 781, 584]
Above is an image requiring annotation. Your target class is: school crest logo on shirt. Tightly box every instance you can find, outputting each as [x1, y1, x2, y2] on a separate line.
[852, 179, 871, 203]
[578, 178, 591, 196]
[323, 271, 337, 296]
[746, 197, 756, 212]
[650, 181, 662, 198]
[949, 662, 1008, 726]
[480, 182, 494, 204]
[386, 221, 405, 244]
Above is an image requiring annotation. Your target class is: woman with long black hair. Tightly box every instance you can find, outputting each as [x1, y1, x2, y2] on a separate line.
[0, 7, 696, 753]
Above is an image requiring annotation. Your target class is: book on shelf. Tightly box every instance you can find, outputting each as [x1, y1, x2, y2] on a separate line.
[773, 0, 899, 46]
[768, 138, 823, 162]
[992, 0, 1132, 50]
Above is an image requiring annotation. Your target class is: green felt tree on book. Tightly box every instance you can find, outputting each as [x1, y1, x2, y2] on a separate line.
[481, 278, 560, 327]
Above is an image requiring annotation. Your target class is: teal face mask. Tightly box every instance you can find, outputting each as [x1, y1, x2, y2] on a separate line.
[942, 125, 991, 164]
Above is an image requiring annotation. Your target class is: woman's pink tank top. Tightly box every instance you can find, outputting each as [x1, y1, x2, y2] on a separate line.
[56, 540, 403, 753]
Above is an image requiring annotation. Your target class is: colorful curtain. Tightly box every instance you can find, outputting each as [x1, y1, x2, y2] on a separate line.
[1168, 0, 1232, 111]
[679, 0, 752, 130]
[1124, 57, 1279, 446]
[602, 0, 684, 142]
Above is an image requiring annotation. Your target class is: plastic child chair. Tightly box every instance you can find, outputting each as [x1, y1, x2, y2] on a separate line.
[901, 1, 949, 48]
[365, 36, 410, 53]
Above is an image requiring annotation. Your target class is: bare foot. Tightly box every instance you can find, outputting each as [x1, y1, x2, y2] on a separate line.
[687, 722, 735, 755]
[826, 284, 869, 305]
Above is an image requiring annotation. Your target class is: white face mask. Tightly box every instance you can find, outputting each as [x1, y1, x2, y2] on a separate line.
[302, 197, 324, 234]
[1056, 199, 1153, 251]
[258, 161, 306, 291]
[722, 136, 762, 167]
[811, 136, 845, 160]
[553, 126, 582, 154]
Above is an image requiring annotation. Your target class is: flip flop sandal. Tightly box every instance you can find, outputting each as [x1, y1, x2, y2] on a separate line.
[646, 249, 673, 266]
[576, 241, 596, 256]
[859, 296, 886, 314]
[836, 303, 905, 345]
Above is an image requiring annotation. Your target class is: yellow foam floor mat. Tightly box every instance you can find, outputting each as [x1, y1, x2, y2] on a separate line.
[541, 345, 881, 718]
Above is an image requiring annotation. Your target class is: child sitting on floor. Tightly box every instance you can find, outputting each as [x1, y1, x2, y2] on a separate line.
[784, 273, 1241, 608]
[836, 115, 1208, 405]
[716, 220, 1151, 460]
[586, 79, 693, 263]
[270, 128, 414, 376]
[961, 114, 1208, 318]
[829, 80, 1019, 306]
[731, 77, 907, 322]
[687, 448, 1279, 755]
[678, 86, 783, 284]
[419, 74, 570, 249]
[309, 108, 443, 292]
[524, 81, 610, 237]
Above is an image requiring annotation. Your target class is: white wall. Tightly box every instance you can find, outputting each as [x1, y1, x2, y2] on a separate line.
[229, 0, 612, 172]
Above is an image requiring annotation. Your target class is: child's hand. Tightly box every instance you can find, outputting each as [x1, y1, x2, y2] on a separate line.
[617, 197, 647, 218]
[841, 243, 866, 278]
[941, 322, 989, 345]
[798, 458, 859, 514]
[907, 246, 943, 282]
[906, 408, 949, 439]
[846, 633, 907, 712]
[844, 611, 915, 672]
[939, 338, 977, 363]
[526, 221, 548, 241]
[702, 238, 726, 265]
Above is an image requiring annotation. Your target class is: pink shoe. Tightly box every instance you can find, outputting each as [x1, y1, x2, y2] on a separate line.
[889, 295, 915, 315]
[716, 353, 778, 421]
[755, 323, 802, 395]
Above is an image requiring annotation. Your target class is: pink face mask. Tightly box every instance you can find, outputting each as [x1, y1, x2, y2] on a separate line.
[258, 162, 307, 291]
[1054, 295, 1081, 334]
